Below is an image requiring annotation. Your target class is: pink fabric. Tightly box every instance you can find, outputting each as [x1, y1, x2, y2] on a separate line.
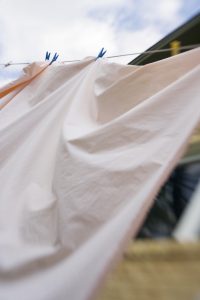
[0, 49, 200, 300]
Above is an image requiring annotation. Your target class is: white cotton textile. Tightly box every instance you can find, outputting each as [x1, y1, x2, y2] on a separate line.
[0, 49, 200, 300]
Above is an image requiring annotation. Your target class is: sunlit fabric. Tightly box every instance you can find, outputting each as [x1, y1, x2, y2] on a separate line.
[0, 49, 200, 300]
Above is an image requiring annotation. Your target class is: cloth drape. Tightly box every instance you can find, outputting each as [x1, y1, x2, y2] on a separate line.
[0, 49, 200, 300]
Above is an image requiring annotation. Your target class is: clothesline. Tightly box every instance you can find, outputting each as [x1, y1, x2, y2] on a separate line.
[1, 47, 200, 300]
[0, 44, 200, 67]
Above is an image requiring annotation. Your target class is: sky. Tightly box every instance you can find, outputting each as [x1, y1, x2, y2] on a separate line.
[0, 0, 200, 87]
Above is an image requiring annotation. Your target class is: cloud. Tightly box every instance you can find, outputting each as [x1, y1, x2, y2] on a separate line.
[0, 0, 199, 86]
[0, 0, 124, 61]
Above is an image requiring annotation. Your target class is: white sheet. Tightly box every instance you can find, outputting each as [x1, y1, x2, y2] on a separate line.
[0, 49, 200, 300]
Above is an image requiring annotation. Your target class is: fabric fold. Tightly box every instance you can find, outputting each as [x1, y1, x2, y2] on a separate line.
[0, 50, 200, 300]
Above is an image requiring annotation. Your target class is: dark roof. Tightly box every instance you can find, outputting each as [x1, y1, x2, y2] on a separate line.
[129, 12, 200, 65]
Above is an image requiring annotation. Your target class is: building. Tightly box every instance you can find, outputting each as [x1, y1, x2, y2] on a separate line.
[133, 12, 200, 239]
[129, 12, 200, 65]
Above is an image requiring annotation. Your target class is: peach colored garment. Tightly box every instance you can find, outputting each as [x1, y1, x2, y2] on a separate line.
[0, 62, 48, 109]
[0, 49, 200, 300]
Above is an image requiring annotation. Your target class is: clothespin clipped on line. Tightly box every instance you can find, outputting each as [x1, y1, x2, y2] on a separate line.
[45, 51, 51, 61]
[45, 51, 59, 64]
[49, 53, 59, 65]
[4, 61, 12, 68]
[96, 47, 107, 60]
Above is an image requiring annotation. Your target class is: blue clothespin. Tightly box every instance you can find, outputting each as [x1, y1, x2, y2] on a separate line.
[45, 51, 51, 61]
[49, 52, 59, 65]
[4, 61, 12, 68]
[96, 47, 107, 60]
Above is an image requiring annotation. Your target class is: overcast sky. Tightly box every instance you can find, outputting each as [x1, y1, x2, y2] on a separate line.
[0, 0, 200, 87]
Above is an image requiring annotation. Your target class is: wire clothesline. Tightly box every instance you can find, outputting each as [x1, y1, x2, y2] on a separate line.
[0, 44, 200, 67]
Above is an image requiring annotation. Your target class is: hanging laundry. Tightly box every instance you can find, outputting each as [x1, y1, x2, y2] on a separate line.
[0, 48, 200, 300]
[0, 62, 48, 109]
